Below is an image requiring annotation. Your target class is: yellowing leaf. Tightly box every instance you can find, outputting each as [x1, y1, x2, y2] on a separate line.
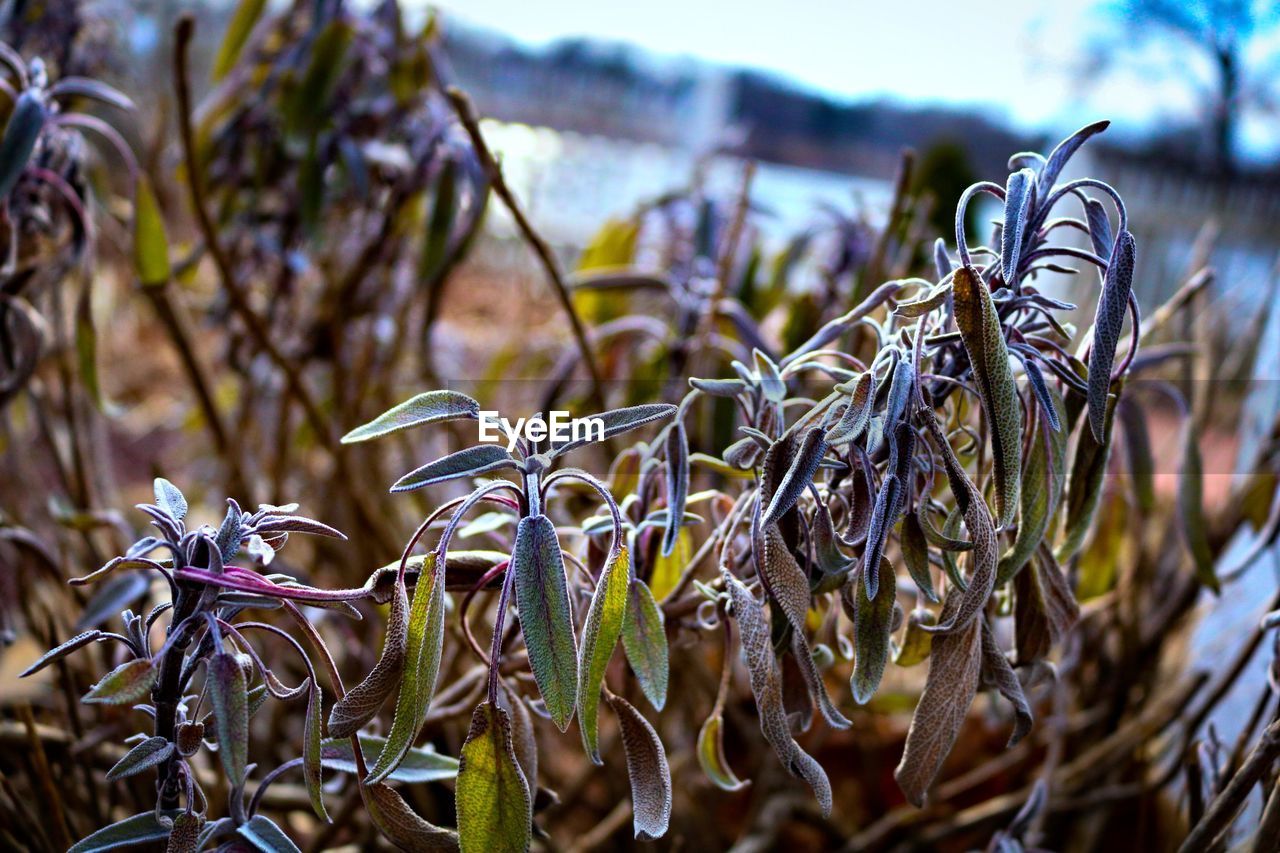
[456, 702, 531, 853]
[133, 175, 170, 287]
[697, 711, 748, 791]
[211, 0, 267, 80]
[621, 578, 669, 711]
[577, 546, 630, 763]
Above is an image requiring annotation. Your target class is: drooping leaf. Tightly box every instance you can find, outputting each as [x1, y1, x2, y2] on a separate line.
[811, 499, 855, 575]
[0, 91, 45, 200]
[456, 702, 532, 853]
[302, 682, 328, 822]
[900, 512, 937, 603]
[607, 693, 672, 841]
[367, 553, 448, 783]
[621, 578, 668, 711]
[211, 0, 267, 79]
[207, 651, 249, 787]
[83, 658, 156, 705]
[577, 546, 630, 763]
[1087, 230, 1136, 442]
[1001, 168, 1035, 283]
[894, 589, 983, 807]
[133, 175, 170, 287]
[237, 815, 301, 853]
[1058, 394, 1115, 562]
[1117, 399, 1155, 511]
[979, 617, 1033, 746]
[512, 514, 578, 731]
[68, 811, 181, 853]
[106, 735, 173, 780]
[341, 391, 480, 443]
[723, 570, 832, 815]
[662, 423, 689, 556]
[1178, 420, 1220, 593]
[392, 445, 517, 492]
[697, 712, 748, 791]
[648, 526, 690, 600]
[328, 579, 409, 738]
[1014, 546, 1080, 663]
[894, 284, 952, 319]
[1083, 196, 1113, 260]
[952, 265, 1022, 526]
[826, 371, 874, 445]
[366, 782, 459, 852]
[849, 556, 896, 703]
[761, 427, 827, 528]
[997, 391, 1067, 586]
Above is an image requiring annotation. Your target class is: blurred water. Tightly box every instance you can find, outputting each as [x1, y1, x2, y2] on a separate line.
[478, 120, 894, 248]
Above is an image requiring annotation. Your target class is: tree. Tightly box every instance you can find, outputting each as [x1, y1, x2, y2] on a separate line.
[1099, 0, 1280, 174]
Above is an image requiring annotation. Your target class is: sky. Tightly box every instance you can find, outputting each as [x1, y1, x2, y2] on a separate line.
[430, 0, 1218, 145]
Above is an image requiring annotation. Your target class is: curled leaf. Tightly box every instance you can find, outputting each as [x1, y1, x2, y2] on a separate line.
[328, 579, 409, 738]
[894, 608, 937, 667]
[366, 782, 459, 852]
[697, 712, 748, 791]
[979, 618, 1033, 746]
[1001, 168, 1035, 283]
[607, 693, 672, 841]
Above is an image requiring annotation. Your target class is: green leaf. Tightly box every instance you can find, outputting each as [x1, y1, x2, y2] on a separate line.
[1178, 420, 1220, 593]
[83, 657, 155, 705]
[577, 546, 630, 763]
[302, 681, 328, 822]
[69, 811, 180, 852]
[607, 693, 672, 841]
[285, 20, 354, 137]
[328, 579, 409, 738]
[900, 512, 937, 603]
[621, 578, 668, 712]
[1058, 393, 1115, 562]
[997, 390, 1067, 586]
[106, 735, 173, 780]
[321, 734, 458, 784]
[237, 815, 301, 853]
[696, 712, 748, 791]
[893, 608, 936, 667]
[894, 588, 983, 807]
[211, 0, 267, 80]
[723, 570, 831, 815]
[20, 630, 103, 677]
[341, 390, 480, 443]
[952, 265, 1022, 526]
[1087, 230, 1136, 442]
[207, 651, 249, 787]
[849, 556, 895, 704]
[392, 445, 517, 492]
[75, 282, 107, 410]
[367, 553, 448, 783]
[456, 702, 532, 853]
[133, 175, 171, 287]
[420, 159, 458, 281]
[512, 514, 578, 731]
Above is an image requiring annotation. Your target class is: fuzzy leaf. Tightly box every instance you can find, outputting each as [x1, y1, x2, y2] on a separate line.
[697, 711, 748, 791]
[238, 816, 301, 853]
[662, 423, 689, 556]
[208, 651, 249, 787]
[342, 391, 480, 443]
[849, 557, 896, 703]
[1001, 168, 1035, 282]
[761, 427, 827, 529]
[1014, 547, 1079, 664]
[826, 371, 873, 445]
[894, 608, 936, 667]
[724, 571, 831, 814]
[69, 811, 180, 852]
[21, 630, 103, 677]
[979, 618, 1033, 746]
[1087, 230, 1136, 442]
[900, 513, 937, 603]
[456, 702, 532, 853]
[608, 693, 673, 840]
[84, 658, 155, 705]
[997, 391, 1066, 586]
[392, 445, 517, 492]
[321, 734, 458, 783]
[1037, 120, 1109, 195]
[328, 579, 409, 738]
[577, 546, 630, 763]
[1084, 196, 1113, 260]
[134, 175, 170, 286]
[550, 403, 676, 455]
[366, 782, 459, 852]
[512, 514, 578, 731]
[368, 553, 448, 783]
[622, 578, 669, 711]
[1058, 394, 1115, 562]
[952, 265, 1021, 526]
[894, 589, 983, 806]
[154, 478, 187, 521]
[106, 736, 173, 780]
[303, 682, 328, 821]
[0, 91, 45, 200]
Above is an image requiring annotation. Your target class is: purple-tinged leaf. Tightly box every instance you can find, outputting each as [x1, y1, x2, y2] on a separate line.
[662, 423, 689, 556]
[1084, 197, 1113, 260]
[550, 403, 676, 456]
[848, 557, 895, 703]
[365, 782, 458, 851]
[1001, 168, 1035, 283]
[1014, 546, 1079, 664]
[20, 630, 104, 677]
[1037, 120, 1109, 196]
[690, 377, 748, 398]
[933, 238, 953, 279]
[0, 91, 45, 200]
[208, 651, 249, 787]
[900, 512, 937, 603]
[607, 693, 672, 841]
[979, 618, 1032, 746]
[68, 811, 180, 852]
[303, 683, 328, 822]
[83, 658, 155, 705]
[761, 427, 827, 529]
[154, 478, 187, 521]
[252, 515, 346, 540]
[1087, 230, 1136, 442]
[512, 515, 578, 731]
[826, 372, 874, 445]
[328, 579, 408, 738]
